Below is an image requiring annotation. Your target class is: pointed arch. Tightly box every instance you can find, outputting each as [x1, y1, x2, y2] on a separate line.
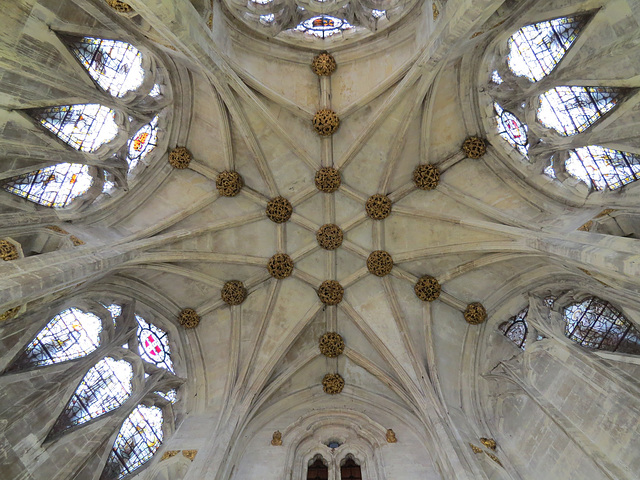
[69, 37, 145, 98]
[340, 455, 363, 480]
[499, 306, 529, 349]
[101, 404, 164, 480]
[306, 455, 329, 479]
[537, 86, 620, 136]
[1, 163, 94, 208]
[49, 357, 133, 435]
[508, 15, 587, 82]
[8, 307, 102, 371]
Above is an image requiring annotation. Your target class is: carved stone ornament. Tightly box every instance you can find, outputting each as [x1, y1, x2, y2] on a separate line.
[45, 225, 68, 234]
[313, 109, 340, 136]
[0, 307, 20, 322]
[70, 236, 85, 246]
[386, 429, 397, 443]
[268, 253, 294, 279]
[414, 275, 441, 302]
[216, 171, 243, 197]
[271, 431, 283, 446]
[485, 451, 503, 467]
[464, 302, 487, 325]
[316, 224, 343, 250]
[367, 250, 393, 277]
[311, 52, 337, 76]
[318, 280, 344, 305]
[168, 146, 192, 169]
[266, 196, 293, 223]
[0, 240, 19, 261]
[178, 308, 200, 329]
[315, 167, 341, 192]
[319, 332, 345, 357]
[106, 0, 133, 12]
[322, 373, 344, 394]
[432, 2, 439, 20]
[161, 450, 179, 461]
[221, 280, 247, 306]
[462, 137, 487, 159]
[469, 443, 483, 454]
[480, 437, 497, 450]
[413, 164, 440, 190]
[182, 450, 197, 461]
[365, 194, 392, 220]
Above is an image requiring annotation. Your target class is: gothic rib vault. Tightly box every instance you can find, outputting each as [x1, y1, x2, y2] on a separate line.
[1, 0, 640, 480]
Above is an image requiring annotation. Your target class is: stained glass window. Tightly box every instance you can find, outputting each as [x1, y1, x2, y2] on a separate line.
[102, 405, 163, 479]
[565, 146, 640, 191]
[2, 163, 93, 208]
[508, 16, 585, 82]
[295, 16, 354, 38]
[491, 70, 504, 85]
[260, 14, 275, 25]
[136, 315, 173, 372]
[149, 84, 161, 97]
[372, 9, 386, 19]
[50, 357, 133, 435]
[495, 102, 529, 156]
[537, 86, 620, 136]
[499, 307, 529, 349]
[340, 457, 363, 480]
[154, 389, 177, 404]
[33, 104, 118, 152]
[70, 38, 144, 98]
[126, 116, 159, 171]
[307, 456, 329, 480]
[564, 297, 640, 354]
[103, 304, 123, 321]
[11, 308, 102, 370]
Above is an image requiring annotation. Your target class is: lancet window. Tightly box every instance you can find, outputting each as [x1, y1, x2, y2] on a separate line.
[4, 299, 182, 478]
[340, 457, 363, 480]
[499, 307, 529, 349]
[307, 456, 329, 479]
[0, 35, 169, 210]
[487, 12, 640, 192]
[563, 297, 640, 354]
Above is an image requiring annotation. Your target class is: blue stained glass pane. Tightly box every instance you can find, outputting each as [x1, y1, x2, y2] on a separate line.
[537, 86, 620, 136]
[71, 38, 144, 98]
[508, 16, 585, 82]
[14, 308, 102, 369]
[2, 163, 93, 208]
[127, 115, 159, 171]
[51, 357, 133, 434]
[33, 104, 118, 152]
[495, 102, 529, 157]
[136, 315, 174, 372]
[566, 146, 640, 191]
[103, 405, 163, 479]
[564, 297, 640, 354]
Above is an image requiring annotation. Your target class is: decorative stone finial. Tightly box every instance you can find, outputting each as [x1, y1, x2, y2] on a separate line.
[413, 164, 440, 190]
[365, 194, 392, 220]
[367, 251, 393, 277]
[0, 307, 20, 322]
[178, 308, 200, 328]
[106, 0, 133, 12]
[169, 146, 192, 169]
[322, 373, 344, 394]
[386, 429, 397, 443]
[462, 137, 487, 159]
[316, 224, 343, 250]
[317, 281, 344, 306]
[221, 280, 247, 305]
[268, 253, 294, 279]
[216, 171, 243, 197]
[311, 52, 337, 76]
[0, 240, 19, 261]
[266, 196, 293, 223]
[271, 431, 283, 446]
[480, 437, 497, 450]
[464, 302, 487, 325]
[315, 167, 341, 192]
[414, 276, 441, 302]
[313, 109, 340, 136]
[319, 332, 345, 357]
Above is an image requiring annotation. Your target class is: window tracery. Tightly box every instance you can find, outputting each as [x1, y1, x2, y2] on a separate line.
[499, 307, 528, 349]
[494, 102, 529, 156]
[564, 297, 640, 354]
[295, 16, 354, 38]
[127, 115, 159, 171]
[136, 314, 174, 372]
